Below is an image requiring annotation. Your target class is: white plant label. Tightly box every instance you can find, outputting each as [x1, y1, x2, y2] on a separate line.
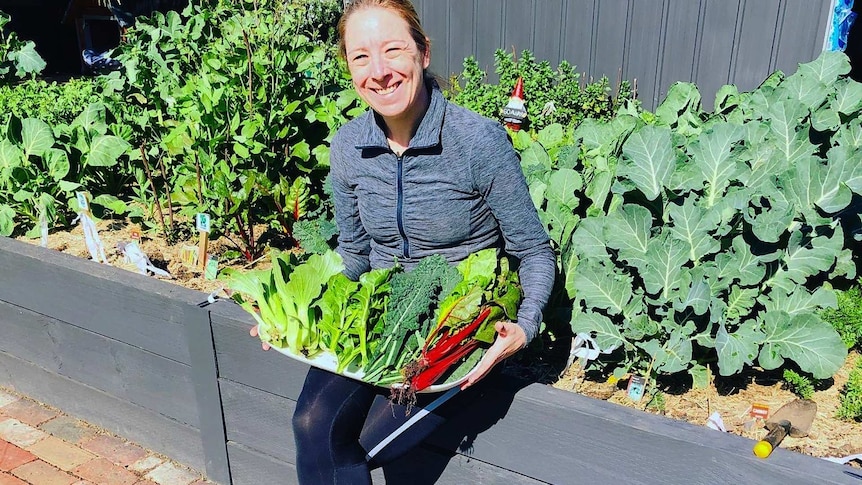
[196, 213, 211, 233]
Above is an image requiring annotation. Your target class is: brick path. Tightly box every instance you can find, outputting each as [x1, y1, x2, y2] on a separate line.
[0, 387, 212, 485]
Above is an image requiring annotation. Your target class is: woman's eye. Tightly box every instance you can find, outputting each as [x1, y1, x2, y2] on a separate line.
[385, 47, 401, 58]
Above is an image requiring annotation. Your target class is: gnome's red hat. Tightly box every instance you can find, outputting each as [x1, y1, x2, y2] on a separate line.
[511, 77, 525, 100]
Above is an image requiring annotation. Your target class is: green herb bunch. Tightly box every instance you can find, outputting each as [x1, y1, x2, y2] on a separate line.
[0, 78, 100, 126]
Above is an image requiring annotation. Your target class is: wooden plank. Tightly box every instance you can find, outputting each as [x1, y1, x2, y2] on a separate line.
[626, 0, 666, 109]
[774, 0, 831, 74]
[185, 307, 231, 484]
[220, 379, 296, 462]
[532, 0, 564, 66]
[446, 0, 476, 80]
[657, 0, 702, 103]
[422, 379, 855, 485]
[560, 0, 597, 79]
[731, 0, 782, 92]
[592, 0, 628, 80]
[226, 442, 298, 485]
[502, 0, 533, 56]
[0, 236, 202, 363]
[0, 350, 205, 472]
[418, 0, 449, 82]
[0, 299, 198, 427]
[474, 0, 504, 81]
[377, 445, 545, 485]
[694, 0, 741, 109]
[209, 301, 309, 400]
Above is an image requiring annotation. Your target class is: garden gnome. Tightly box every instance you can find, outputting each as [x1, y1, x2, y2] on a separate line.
[501, 77, 528, 131]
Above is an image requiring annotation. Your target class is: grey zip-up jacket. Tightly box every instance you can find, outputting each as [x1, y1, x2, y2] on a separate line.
[329, 85, 555, 342]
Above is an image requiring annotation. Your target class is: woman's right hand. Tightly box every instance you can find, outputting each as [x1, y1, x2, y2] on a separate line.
[249, 325, 271, 351]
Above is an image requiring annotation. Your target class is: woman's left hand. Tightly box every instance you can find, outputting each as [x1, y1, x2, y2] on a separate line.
[461, 321, 526, 390]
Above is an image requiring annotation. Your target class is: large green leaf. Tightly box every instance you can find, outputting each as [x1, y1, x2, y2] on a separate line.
[640, 234, 688, 299]
[639, 325, 693, 374]
[571, 311, 625, 353]
[714, 236, 766, 287]
[832, 78, 862, 114]
[573, 261, 633, 315]
[785, 153, 852, 215]
[8, 42, 46, 76]
[44, 148, 70, 181]
[760, 286, 837, 316]
[604, 203, 652, 256]
[666, 196, 721, 262]
[767, 100, 815, 166]
[797, 50, 851, 86]
[0, 205, 15, 236]
[769, 229, 841, 291]
[688, 122, 744, 207]
[571, 217, 608, 260]
[546, 168, 583, 209]
[86, 135, 131, 167]
[21, 119, 54, 159]
[621, 125, 675, 200]
[715, 321, 763, 376]
[0, 140, 23, 173]
[758, 311, 847, 379]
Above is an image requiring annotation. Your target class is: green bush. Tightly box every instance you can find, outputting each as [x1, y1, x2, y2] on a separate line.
[837, 358, 862, 421]
[446, 49, 633, 131]
[782, 369, 815, 400]
[0, 78, 100, 125]
[820, 285, 862, 350]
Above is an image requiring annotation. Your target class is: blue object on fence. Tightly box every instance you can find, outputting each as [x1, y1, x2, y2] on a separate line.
[827, 0, 857, 51]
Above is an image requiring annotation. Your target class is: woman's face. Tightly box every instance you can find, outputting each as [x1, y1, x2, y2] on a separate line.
[343, 7, 430, 126]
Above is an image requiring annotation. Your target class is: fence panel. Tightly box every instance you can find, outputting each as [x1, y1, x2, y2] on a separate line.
[413, 0, 832, 110]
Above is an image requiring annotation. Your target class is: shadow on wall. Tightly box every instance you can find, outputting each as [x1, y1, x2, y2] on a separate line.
[846, 1, 862, 80]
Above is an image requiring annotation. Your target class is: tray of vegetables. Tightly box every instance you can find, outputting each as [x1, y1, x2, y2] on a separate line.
[221, 248, 521, 395]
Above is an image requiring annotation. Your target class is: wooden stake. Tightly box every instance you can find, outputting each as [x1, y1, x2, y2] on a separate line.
[198, 231, 209, 271]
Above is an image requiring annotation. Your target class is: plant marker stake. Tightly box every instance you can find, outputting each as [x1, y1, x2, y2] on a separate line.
[365, 386, 460, 461]
[196, 213, 211, 271]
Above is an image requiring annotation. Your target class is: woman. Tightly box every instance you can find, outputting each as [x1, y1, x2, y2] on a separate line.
[277, 1, 555, 482]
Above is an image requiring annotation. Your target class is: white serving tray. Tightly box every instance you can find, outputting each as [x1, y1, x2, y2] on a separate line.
[270, 345, 475, 393]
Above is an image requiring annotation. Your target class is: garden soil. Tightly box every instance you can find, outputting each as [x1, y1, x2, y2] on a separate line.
[16, 218, 862, 465]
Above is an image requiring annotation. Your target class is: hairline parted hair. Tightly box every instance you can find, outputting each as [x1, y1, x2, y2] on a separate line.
[337, 0, 430, 61]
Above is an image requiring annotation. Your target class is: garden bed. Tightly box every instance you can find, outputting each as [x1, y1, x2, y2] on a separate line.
[14, 219, 862, 465]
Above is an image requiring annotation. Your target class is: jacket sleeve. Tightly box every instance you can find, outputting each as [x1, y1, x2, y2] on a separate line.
[330, 131, 372, 281]
[470, 122, 556, 343]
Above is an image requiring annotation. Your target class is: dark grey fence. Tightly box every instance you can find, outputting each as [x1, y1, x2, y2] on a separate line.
[0, 236, 856, 484]
[412, 0, 832, 110]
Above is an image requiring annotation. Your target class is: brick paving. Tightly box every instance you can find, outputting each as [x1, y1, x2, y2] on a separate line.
[0, 387, 212, 485]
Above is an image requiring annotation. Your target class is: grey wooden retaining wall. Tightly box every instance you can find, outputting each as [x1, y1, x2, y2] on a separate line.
[412, 0, 833, 110]
[0, 236, 857, 485]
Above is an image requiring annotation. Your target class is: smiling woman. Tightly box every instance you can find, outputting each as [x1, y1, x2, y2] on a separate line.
[277, 1, 557, 484]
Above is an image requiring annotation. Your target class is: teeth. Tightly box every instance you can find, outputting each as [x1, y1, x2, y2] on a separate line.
[375, 83, 398, 95]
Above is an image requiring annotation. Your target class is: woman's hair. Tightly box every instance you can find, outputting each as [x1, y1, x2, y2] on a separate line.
[337, 0, 431, 60]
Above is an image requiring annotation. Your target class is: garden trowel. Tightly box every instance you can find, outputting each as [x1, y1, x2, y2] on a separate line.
[753, 398, 817, 458]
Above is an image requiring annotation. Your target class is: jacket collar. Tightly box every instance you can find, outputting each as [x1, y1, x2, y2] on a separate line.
[355, 80, 445, 151]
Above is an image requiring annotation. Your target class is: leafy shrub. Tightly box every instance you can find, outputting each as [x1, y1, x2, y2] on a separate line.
[106, 0, 359, 255]
[0, 78, 100, 126]
[837, 358, 862, 421]
[0, 11, 45, 82]
[820, 284, 862, 350]
[782, 369, 815, 400]
[446, 49, 633, 131]
[518, 51, 858, 382]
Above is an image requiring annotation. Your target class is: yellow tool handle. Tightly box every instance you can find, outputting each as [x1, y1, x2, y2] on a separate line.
[753, 421, 790, 458]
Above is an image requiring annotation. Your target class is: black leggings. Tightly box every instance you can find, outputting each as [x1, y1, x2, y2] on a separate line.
[292, 367, 479, 484]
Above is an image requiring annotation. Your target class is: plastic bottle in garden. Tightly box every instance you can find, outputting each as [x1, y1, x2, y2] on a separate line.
[501, 77, 527, 131]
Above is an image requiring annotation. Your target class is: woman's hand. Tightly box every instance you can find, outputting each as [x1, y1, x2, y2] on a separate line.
[249, 325, 271, 351]
[461, 321, 526, 390]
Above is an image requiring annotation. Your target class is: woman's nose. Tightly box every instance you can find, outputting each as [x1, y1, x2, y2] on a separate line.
[369, 54, 390, 79]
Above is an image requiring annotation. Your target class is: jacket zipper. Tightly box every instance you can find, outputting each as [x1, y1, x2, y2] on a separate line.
[395, 154, 410, 258]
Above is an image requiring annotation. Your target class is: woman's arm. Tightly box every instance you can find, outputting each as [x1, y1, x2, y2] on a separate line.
[330, 133, 372, 281]
[469, 122, 556, 343]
